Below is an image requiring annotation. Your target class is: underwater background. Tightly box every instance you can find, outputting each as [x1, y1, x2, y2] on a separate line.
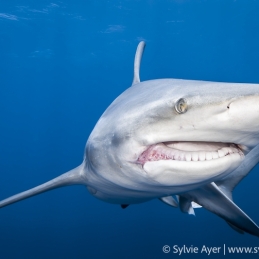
[1, 0, 259, 258]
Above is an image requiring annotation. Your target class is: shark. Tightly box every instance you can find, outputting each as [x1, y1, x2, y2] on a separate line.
[1, 41, 259, 237]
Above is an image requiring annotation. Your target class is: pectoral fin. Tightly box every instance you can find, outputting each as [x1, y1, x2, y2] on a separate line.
[182, 183, 259, 237]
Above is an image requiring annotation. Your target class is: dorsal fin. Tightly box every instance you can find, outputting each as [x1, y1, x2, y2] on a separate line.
[132, 41, 146, 85]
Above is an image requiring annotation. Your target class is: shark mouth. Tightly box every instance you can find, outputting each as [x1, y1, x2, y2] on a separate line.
[136, 141, 245, 187]
[137, 142, 244, 164]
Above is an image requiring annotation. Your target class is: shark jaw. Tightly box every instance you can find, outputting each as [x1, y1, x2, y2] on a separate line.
[137, 141, 244, 186]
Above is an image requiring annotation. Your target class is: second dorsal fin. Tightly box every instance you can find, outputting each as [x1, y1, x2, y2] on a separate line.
[132, 41, 146, 85]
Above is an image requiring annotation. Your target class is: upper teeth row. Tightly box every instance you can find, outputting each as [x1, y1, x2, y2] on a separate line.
[161, 147, 237, 161]
[139, 144, 242, 163]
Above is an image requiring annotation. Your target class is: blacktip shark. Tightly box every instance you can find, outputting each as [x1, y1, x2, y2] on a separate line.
[1, 41, 259, 237]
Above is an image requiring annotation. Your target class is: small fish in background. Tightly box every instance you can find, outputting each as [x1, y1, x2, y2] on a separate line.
[1, 41, 259, 237]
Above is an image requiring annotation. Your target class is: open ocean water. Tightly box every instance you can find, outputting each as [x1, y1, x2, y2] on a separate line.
[1, 1, 259, 258]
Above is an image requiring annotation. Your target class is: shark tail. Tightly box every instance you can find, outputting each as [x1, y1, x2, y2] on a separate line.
[0, 164, 86, 209]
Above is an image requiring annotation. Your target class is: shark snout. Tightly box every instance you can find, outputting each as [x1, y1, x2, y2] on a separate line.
[228, 95, 259, 121]
[226, 95, 259, 146]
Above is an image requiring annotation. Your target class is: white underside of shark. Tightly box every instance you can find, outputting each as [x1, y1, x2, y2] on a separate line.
[1, 41, 259, 237]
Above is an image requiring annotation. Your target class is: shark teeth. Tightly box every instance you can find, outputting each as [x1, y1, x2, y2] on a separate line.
[137, 142, 243, 164]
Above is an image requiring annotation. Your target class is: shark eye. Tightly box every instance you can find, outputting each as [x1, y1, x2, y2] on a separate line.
[175, 98, 188, 114]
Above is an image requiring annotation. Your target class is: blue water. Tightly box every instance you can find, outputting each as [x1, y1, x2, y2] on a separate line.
[1, 1, 259, 258]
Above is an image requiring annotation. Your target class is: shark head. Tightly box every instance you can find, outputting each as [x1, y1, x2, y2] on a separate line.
[84, 42, 259, 204]
[85, 78, 259, 203]
[1, 41, 259, 237]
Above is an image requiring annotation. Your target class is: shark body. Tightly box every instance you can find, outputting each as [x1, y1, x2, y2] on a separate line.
[1, 41, 259, 237]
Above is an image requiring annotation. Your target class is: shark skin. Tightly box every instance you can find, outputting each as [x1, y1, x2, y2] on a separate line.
[1, 41, 259, 237]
